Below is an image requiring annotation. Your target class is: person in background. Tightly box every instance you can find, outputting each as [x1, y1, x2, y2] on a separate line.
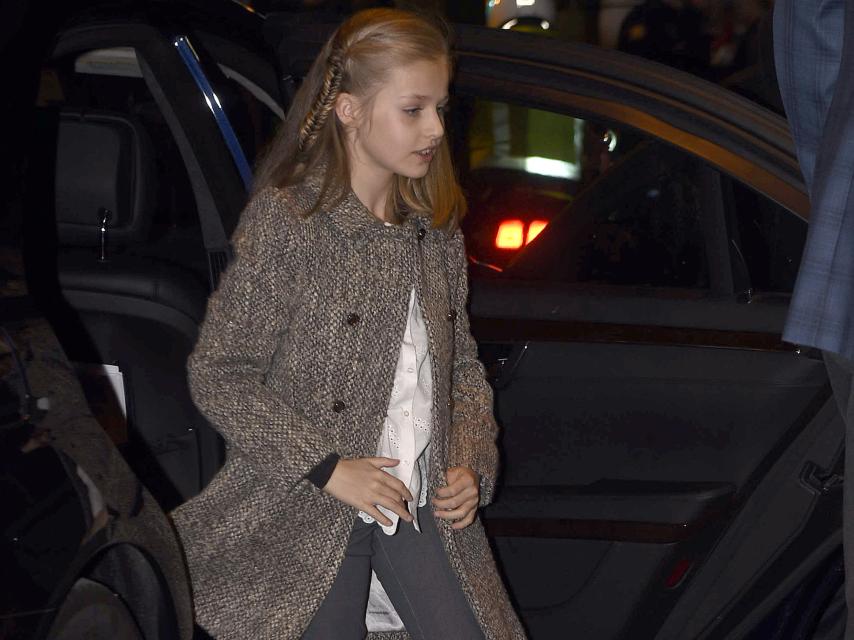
[616, 0, 711, 77]
[774, 0, 854, 637]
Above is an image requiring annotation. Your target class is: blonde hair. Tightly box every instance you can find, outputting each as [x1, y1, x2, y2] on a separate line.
[251, 8, 467, 229]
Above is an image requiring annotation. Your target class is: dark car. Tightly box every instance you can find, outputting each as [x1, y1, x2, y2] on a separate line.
[4, 1, 845, 639]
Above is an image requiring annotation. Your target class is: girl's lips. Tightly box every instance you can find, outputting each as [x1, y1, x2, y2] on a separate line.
[415, 147, 436, 161]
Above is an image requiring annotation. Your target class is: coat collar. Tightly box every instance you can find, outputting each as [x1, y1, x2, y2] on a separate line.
[299, 166, 432, 241]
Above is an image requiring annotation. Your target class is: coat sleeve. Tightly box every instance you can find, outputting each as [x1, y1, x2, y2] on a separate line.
[445, 228, 500, 507]
[186, 187, 335, 491]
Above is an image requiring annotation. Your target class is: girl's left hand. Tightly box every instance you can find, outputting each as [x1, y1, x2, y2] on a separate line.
[432, 466, 480, 530]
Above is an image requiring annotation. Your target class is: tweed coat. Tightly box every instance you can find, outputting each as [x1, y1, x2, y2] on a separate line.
[169, 179, 527, 639]
[774, 0, 854, 360]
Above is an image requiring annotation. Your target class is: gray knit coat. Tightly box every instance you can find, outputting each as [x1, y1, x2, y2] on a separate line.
[169, 180, 527, 639]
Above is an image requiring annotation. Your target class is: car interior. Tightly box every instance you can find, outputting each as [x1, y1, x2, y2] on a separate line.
[28, 47, 225, 512]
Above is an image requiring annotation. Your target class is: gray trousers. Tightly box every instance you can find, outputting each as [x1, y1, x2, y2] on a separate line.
[301, 504, 484, 640]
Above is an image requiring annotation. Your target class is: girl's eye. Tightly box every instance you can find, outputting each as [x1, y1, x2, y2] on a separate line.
[404, 108, 422, 117]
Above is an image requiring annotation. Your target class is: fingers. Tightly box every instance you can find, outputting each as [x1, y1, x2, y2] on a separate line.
[355, 483, 412, 525]
[433, 467, 478, 529]
[367, 460, 415, 500]
[432, 480, 477, 508]
[434, 476, 471, 499]
[368, 457, 400, 468]
[373, 488, 414, 522]
[361, 458, 414, 501]
[439, 467, 478, 495]
[433, 500, 478, 529]
[433, 504, 472, 520]
[434, 484, 454, 499]
[432, 492, 477, 514]
[451, 510, 477, 530]
[433, 467, 479, 529]
[383, 475, 415, 502]
[325, 458, 414, 517]
[362, 505, 394, 528]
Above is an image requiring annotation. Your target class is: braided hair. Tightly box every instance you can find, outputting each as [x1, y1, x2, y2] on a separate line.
[298, 50, 346, 155]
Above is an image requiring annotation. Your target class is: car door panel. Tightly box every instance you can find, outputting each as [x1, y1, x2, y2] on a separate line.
[658, 394, 842, 639]
[490, 342, 825, 487]
[471, 277, 829, 637]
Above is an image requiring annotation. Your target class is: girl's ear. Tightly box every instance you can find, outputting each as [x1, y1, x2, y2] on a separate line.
[335, 92, 359, 128]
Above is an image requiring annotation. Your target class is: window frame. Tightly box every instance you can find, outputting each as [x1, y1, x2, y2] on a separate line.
[449, 43, 806, 302]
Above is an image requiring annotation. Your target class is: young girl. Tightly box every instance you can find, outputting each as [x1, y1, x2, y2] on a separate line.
[171, 9, 526, 640]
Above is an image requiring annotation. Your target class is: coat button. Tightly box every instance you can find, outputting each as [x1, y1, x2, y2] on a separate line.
[332, 400, 346, 413]
[447, 309, 457, 321]
[417, 228, 426, 240]
[346, 312, 360, 326]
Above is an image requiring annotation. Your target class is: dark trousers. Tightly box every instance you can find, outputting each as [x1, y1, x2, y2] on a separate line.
[824, 351, 854, 640]
[301, 504, 484, 640]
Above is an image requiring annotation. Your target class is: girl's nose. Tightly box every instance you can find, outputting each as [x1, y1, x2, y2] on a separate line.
[427, 110, 445, 139]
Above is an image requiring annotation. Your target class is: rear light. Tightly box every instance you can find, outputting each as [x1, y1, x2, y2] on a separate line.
[527, 220, 548, 244]
[495, 220, 525, 249]
[495, 219, 549, 250]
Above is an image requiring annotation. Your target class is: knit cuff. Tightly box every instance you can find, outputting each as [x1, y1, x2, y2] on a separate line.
[305, 453, 341, 489]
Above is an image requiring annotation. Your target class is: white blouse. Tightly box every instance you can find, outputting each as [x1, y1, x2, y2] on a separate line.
[358, 286, 433, 535]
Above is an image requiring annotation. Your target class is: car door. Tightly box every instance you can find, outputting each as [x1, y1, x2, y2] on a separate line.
[28, 7, 255, 510]
[445, 26, 843, 640]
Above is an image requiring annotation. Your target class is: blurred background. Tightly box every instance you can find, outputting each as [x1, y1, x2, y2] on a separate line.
[249, 0, 773, 86]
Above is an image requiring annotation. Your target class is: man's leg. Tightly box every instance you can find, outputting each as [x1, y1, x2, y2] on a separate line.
[371, 505, 484, 640]
[302, 518, 374, 640]
[824, 351, 854, 640]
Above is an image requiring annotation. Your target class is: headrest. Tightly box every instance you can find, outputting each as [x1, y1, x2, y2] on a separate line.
[55, 109, 155, 247]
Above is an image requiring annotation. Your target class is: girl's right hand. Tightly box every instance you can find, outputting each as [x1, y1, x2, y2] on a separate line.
[323, 457, 415, 526]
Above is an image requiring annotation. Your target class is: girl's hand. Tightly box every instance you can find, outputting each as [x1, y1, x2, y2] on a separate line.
[323, 457, 415, 527]
[432, 466, 480, 530]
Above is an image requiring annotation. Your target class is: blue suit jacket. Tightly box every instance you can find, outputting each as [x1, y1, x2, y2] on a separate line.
[774, 0, 854, 359]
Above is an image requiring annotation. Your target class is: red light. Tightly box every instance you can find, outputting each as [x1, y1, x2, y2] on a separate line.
[496, 220, 525, 249]
[526, 220, 548, 244]
[495, 219, 550, 250]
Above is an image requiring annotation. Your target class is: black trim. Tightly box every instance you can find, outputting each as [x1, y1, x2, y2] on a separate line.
[471, 316, 793, 352]
[484, 510, 727, 544]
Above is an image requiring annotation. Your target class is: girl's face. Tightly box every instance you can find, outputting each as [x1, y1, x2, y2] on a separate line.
[345, 58, 450, 184]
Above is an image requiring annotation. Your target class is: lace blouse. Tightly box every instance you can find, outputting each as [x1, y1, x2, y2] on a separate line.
[358, 286, 433, 535]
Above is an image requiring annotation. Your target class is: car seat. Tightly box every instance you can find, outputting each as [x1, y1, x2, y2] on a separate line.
[49, 107, 224, 511]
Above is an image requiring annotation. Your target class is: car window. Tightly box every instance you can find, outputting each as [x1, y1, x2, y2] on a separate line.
[722, 176, 806, 294]
[453, 97, 709, 290]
